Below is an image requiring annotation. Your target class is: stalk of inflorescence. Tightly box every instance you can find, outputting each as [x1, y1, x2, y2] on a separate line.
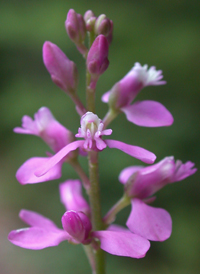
[86, 31, 106, 274]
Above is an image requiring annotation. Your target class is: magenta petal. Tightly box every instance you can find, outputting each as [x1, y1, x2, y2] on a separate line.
[59, 180, 90, 214]
[43, 41, 78, 92]
[119, 166, 144, 184]
[8, 227, 69, 250]
[19, 210, 59, 230]
[16, 157, 62, 184]
[105, 139, 156, 164]
[121, 100, 174, 127]
[92, 231, 150, 258]
[172, 160, 197, 182]
[127, 199, 172, 241]
[107, 224, 130, 233]
[35, 141, 84, 177]
[101, 90, 111, 103]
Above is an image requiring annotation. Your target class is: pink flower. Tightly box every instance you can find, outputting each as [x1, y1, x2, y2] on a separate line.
[102, 63, 173, 127]
[34, 112, 156, 179]
[119, 157, 197, 241]
[8, 209, 150, 258]
[14, 107, 77, 184]
[8, 179, 150, 258]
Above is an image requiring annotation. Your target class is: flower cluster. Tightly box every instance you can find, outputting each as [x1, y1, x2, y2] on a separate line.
[8, 8, 197, 274]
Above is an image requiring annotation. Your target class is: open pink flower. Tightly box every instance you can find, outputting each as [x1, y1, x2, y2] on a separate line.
[119, 157, 197, 241]
[34, 112, 156, 179]
[8, 179, 150, 258]
[102, 63, 173, 127]
[8, 209, 150, 258]
[14, 107, 77, 184]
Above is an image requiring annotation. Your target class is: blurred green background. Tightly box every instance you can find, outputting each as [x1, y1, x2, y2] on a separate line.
[1, 0, 200, 273]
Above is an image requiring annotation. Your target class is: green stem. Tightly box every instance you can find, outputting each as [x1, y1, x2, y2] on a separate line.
[86, 70, 96, 113]
[89, 30, 96, 48]
[85, 30, 106, 274]
[103, 194, 131, 225]
[102, 108, 119, 129]
[88, 151, 102, 230]
[88, 151, 106, 274]
[83, 245, 96, 274]
[69, 92, 87, 115]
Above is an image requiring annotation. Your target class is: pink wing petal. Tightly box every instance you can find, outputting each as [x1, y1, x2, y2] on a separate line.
[35, 140, 84, 177]
[13, 115, 39, 135]
[107, 224, 130, 233]
[121, 100, 174, 127]
[16, 157, 62, 184]
[19, 210, 58, 230]
[171, 160, 197, 182]
[101, 90, 111, 103]
[119, 166, 144, 184]
[92, 231, 150, 258]
[59, 180, 90, 215]
[127, 199, 172, 241]
[105, 139, 156, 164]
[8, 227, 69, 250]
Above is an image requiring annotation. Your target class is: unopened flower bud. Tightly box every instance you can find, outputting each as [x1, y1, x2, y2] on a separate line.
[65, 9, 86, 44]
[61, 211, 92, 243]
[86, 35, 109, 88]
[106, 20, 113, 45]
[84, 10, 96, 31]
[95, 14, 111, 37]
[65, 9, 88, 55]
[43, 41, 78, 93]
[84, 10, 95, 22]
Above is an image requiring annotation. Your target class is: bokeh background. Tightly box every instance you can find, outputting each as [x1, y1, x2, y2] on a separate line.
[1, 0, 200, 273]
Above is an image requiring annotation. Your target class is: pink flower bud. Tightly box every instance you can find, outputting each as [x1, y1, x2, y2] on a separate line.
[43, 41, 78, 93]
[61, 211, 92, 243]
[95, 14, 112, 37]
[84, 10, 95, 23]
[65, 9, 86, 44]
[86, 35, 109, 87]
[84, 10, 96, 31]
[106, 20, 113, 45]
